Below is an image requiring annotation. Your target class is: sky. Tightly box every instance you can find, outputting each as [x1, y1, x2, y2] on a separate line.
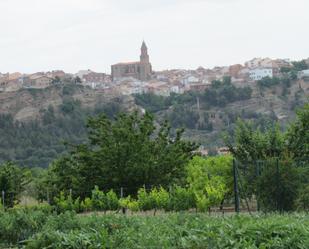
[0, 0, 308, 74]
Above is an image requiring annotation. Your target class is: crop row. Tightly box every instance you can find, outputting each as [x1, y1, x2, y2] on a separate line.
[0, 208, 308, 249]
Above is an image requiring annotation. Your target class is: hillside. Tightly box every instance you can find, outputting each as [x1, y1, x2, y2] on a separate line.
[0, 79, 308, 167]
[135, 78, 309, 147]
[0, 84, 136, 121]
[0, 84, 137, 167]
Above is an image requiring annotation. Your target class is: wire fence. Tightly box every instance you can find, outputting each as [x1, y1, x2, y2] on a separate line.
[2, 158, 308, 212]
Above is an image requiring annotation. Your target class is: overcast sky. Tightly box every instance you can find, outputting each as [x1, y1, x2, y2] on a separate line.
[0, 0, 308, 74]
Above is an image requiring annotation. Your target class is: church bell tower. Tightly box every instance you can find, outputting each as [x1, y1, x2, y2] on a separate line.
[140, 41, 149, 63]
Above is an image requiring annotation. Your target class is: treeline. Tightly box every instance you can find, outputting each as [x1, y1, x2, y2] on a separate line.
[0, 98, 123, 167]
[135, 77, 252, 112]
[0, 103, 308, 212]
[134, 77, 252, 130]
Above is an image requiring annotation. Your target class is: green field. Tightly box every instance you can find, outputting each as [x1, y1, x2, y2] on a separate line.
[1, 208, 308, 249]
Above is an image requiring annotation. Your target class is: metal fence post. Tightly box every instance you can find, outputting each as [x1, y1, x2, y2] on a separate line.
[120, 187, 125, 214]
[233, 160, 240, 213]
[255, 161, 260, 212]
[120, 187, 123, 198]
[276, 158, 280, 212]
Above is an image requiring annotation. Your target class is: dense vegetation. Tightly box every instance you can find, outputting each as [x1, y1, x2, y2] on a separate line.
[0, 209, 308, 249]
[135, 77, 253, 130]
[0, 97, 123, 167]
[225, 103, 309, 211]
[0, 76, 306, 167]
[42, 111, 198, 199]
[0, 103, 308, 213]
[0, 101, 308, 248]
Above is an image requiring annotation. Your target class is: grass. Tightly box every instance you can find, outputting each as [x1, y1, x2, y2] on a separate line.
[0, 209, 308, 249]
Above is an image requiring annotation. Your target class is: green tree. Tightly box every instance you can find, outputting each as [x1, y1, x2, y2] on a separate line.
[286, 103, 309, 162]
[50, 112, 198, 197]
[186, 156, 233, 211]
[225, 103, 309, 211]
[0, 162, 30, 207]
[292, 60, 308, 71]
[256, 157, 301, 212]
[226, 120, 285, 163]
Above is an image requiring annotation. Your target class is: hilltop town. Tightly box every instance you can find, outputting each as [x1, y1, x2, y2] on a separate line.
[1, 41, 309, 97]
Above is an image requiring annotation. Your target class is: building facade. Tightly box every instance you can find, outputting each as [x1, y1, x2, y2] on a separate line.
[249, 68, 273, 81]
[111, 41, 152, 81]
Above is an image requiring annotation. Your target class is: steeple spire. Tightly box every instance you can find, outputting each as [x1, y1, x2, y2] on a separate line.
[140, 40, 149, 63]
[141, 40, 147, 50]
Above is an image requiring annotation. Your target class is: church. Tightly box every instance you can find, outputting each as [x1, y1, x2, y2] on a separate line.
[111, 41, 152, 81]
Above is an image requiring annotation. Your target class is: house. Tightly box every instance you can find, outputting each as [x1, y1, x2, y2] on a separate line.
[189, 83, 209, 92]
[272, 59, 292, 69]
[249, 68, 273, 81]
[29, 72, 46, 80]
[238, 68, 250, 81]
[8, 72, 22, 81]
[0, 79, 22, 92]
[146, 81, 171, 96]
[229, 64, 243, 78]
[46, 70, 66, 79]
[0, 73, 9, 84]
[245, 58, 273, 68]
[181, 75, 200, 85]
[298, 69, 309, 79]
[118, 81, 144, 95]
[82, 72, 111, 85]
[75, 70, 93, 79]
[25, 76, 53, 89]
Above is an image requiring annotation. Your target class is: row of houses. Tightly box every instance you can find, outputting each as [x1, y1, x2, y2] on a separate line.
[146, 57, 308, 95]
[0, 73, 55, 92]
[1, 57, 308, 95]
[0, 70, 112, 92]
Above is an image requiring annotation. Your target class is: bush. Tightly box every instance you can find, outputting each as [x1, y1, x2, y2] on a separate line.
[106, 190, 119, 211]
[0, 208, 48, 245]
[295, 184, 309, 211]
[91, 186, 107, 211]
[149, 187, 169, 211]
[137, 188, 155, 211]
[80, 197, 92, 212]
[166, 186, 195, 211]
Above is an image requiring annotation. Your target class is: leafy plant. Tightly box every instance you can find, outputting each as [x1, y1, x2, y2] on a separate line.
[91, 186, 107, 211]
[80, 197, 92, 212]
[166, 186, 195, 211]
[106, 190, 119, 211]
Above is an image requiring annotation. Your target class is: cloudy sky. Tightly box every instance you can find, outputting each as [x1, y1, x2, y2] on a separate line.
[0, 0, 308, 74]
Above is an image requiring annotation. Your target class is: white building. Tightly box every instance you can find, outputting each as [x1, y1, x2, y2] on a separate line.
[170, 85, 184, 94]
[298, 69, 309, 79]
[249, 68, 273, 81]
[181, 75, 199, 85]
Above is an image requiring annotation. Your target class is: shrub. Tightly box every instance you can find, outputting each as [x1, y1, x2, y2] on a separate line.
[149, 187, 169, 211]
[166, 186, 195, 211]
[295, 184, 309, 211]
[80, 198, 92, 212]
[91, 186, 107, 211]
[106, 190, 119, 211]
[119, 196, 132, 210]
[137, 188, 155, 211]
[127, 200, 139, 212]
